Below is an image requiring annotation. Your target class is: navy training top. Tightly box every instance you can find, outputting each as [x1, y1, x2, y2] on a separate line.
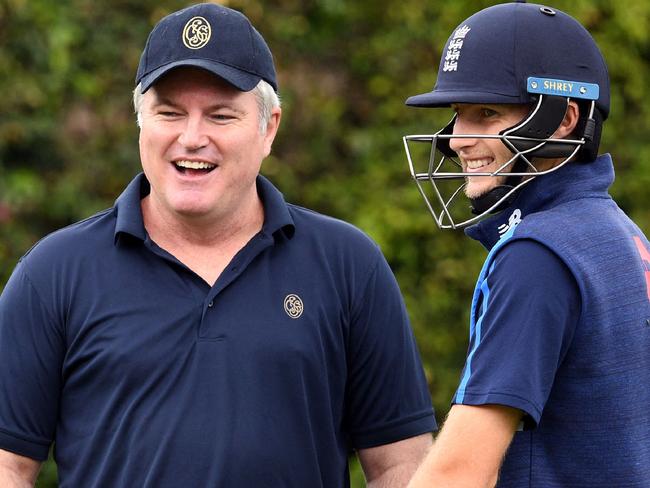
[458, 154, 650, 486]
[0, 174, 436, 487]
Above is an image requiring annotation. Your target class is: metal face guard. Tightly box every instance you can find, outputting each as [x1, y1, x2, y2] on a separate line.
[403, 102, 585, 230]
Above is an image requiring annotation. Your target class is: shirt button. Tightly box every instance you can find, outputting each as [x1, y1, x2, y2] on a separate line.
[208, 301, 214, 308]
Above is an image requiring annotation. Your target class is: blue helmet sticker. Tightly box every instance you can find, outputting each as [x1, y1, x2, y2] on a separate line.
[527, 77, 599, 101]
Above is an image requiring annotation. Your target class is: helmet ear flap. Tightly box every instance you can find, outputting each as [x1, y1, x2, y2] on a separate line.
[501, 95, 580, 158]
[436, 115, 458, 158]
[576, 103, 603, 162]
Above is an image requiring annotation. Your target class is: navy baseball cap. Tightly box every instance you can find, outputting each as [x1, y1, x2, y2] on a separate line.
[136, 3, 277, 93]
[406, 1, 610, 119]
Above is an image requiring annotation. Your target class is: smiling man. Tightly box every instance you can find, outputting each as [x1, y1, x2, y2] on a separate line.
[0, 4, 435, 487]
[403, 1, 650, 487]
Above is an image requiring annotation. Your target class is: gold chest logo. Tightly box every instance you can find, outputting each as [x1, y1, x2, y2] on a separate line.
[284, 294, 304, 319]
[182, 16, 211, 49]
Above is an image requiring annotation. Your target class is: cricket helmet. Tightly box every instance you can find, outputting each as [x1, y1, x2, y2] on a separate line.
[403, 1, 609, 229]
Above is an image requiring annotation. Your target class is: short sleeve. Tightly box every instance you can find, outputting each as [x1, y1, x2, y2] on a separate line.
[453, 239, 581, 426]
[344, 250, 436, 449]
[0, 261, 64, 460]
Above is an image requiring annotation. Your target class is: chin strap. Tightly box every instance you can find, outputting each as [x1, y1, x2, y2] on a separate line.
[470, 185, 515, 215]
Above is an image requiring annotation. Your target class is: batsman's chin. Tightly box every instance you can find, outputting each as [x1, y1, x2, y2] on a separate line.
[463, 175, 502, 200]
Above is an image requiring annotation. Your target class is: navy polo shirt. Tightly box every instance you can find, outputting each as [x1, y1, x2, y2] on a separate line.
[0, 174, 435, 487]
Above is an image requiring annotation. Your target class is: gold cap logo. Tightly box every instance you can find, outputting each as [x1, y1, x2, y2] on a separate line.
[284, 294, 304, 319]
[182, 16, 211, 49]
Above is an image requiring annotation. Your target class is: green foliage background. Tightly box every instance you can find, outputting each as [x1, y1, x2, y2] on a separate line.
[1, 0, 649, 486]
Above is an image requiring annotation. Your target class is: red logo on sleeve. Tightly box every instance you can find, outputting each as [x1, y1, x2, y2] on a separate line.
[633, 236, 650, 302]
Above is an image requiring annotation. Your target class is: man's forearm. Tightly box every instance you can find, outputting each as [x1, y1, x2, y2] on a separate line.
[407, 405, 521, 488]
[0, 467, 35, 488]
[407, 448, 498, 488]
[0, 450, 40, 488]
[359, 433, 433, 488]
[367, 461, 422, 488]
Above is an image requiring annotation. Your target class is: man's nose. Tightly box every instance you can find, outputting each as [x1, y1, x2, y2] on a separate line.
[178, 115, 210, 150]
[448, 117, 479, 153]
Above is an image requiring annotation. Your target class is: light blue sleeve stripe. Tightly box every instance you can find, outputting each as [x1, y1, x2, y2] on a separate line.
[455, 224, 519, 404]
[456, 262, 494, 403]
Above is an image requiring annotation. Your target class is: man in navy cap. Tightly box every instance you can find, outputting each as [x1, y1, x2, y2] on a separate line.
[403, 1, 650, 487]
[0, 4, 435, 486]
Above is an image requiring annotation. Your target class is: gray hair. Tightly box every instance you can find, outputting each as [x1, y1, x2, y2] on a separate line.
[133, 78, 280, 134]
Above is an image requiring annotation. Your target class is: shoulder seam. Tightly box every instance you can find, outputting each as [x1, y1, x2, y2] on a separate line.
[21, 207, 115, 259]
[14, 261, 66, 343]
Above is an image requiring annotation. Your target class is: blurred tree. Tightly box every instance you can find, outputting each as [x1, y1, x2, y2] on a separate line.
[1, 0, 648, 486]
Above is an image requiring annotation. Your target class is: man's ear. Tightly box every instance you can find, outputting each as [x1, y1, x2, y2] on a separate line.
[262, 107, 282, 158]
[554, 100, 580, 138]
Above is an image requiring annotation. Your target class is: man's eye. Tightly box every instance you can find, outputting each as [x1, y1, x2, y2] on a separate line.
[480, 108, 497, 117]
[159, 111, 180, 117]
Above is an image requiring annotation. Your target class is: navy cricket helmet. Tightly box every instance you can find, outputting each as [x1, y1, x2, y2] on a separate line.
[403, 1, 610, 230]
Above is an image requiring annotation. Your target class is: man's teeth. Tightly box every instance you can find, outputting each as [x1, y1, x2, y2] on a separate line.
[466, 159, 492, 170]
[175, 160, 216, 170]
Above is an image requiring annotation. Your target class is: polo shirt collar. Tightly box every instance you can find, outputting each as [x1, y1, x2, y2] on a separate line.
[114, 173, 149, 242]
[113, 173, 295, 242]
[256, 175, 295, 239]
